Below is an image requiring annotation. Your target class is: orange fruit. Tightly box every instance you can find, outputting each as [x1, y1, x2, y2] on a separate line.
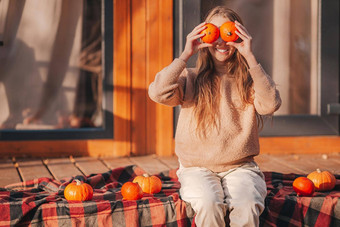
[292, 177, 315, 196]
[121, 182, 143, 200]
[220, 21, 239, 42]
[200, 23, 220, 43]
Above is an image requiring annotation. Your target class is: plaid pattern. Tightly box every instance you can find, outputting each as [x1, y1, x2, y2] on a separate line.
[260, 172, 340, 227]
[0, 165, 195, 227]
[0, 166, 339, 227]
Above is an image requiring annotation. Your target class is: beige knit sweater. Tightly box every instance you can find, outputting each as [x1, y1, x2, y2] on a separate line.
[148, 58, 281, 172]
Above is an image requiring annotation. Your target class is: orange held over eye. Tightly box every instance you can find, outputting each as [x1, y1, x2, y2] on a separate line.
[121, 182, 143, 200]
[64, 179, 93, 201]
[293, 177, 315, 196]
[307, 169, 336, 191]
[220, 21, 239, 42]
[133, 174, 162, 194]
[200, 23, 220, 43]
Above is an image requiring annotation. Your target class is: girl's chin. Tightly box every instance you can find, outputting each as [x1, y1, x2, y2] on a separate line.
[214, 53, 233, 62]
[214, 48, 235, 59]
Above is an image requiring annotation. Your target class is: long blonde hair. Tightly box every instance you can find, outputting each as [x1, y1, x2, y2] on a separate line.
[193, 6, 262, 138]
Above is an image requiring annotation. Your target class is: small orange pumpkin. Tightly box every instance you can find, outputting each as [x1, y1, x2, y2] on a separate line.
[307, 169, 336, 191]
[293, 177, 315, 196]
[121, 182, 143, 200]
[220, 21, 239, 42]
[200, 23, 220, 43]
[64, 179, 93, 201]
[133, 174, 162, 194]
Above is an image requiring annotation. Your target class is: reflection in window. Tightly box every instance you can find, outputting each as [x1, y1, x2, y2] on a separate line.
[202, 0, 320, 115]
[0, 0, 103, 130]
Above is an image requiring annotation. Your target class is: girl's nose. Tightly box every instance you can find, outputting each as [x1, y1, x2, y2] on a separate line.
[214, 36, 224, 45]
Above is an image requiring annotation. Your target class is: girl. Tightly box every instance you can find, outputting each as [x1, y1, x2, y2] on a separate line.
[148, 6, 281, 227]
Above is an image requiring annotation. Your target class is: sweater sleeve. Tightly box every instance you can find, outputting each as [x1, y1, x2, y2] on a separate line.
[249, 64, 282, 115]
[148, 58, 187, 106]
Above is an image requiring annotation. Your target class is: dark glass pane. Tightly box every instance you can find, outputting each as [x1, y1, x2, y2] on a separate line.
[201, 0, 320, 116]
[0, 0, 103, 130]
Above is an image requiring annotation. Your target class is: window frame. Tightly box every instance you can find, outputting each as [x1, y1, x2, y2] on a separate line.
[0, 0, 114, 141]
[173, 0, 339, 137]
[261, 0, 339, 136]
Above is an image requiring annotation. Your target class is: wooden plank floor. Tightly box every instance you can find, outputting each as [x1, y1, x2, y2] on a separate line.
[0, 153, 339, 187]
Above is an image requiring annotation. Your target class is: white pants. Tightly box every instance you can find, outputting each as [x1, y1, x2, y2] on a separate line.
[177, 161, 267, 227]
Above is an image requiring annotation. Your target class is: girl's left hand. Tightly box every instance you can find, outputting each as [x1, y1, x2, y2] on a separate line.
[226, 21, 253, 58]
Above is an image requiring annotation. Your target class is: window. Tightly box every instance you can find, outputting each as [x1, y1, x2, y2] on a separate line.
[0, 0, 113, 140]
[174, 0, 339, 136]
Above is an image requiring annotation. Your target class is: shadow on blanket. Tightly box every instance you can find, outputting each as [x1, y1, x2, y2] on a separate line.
[0, 165, 339, 227]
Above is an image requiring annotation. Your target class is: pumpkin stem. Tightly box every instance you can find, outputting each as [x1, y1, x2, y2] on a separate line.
[74, 179, 82, 185]
[227, 32, 232, 36]
[143, 173, 150, 177]
[316, 168, 321, 173]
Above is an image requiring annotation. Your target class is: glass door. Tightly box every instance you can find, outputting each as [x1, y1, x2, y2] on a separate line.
[174, 0, 339, 136]
[0, 0, 113, 140]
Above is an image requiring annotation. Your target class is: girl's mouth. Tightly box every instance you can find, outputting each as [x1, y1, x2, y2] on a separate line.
[216, 48, 228, 53]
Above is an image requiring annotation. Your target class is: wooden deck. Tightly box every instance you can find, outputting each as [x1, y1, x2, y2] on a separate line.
[1, 153, 340, 187]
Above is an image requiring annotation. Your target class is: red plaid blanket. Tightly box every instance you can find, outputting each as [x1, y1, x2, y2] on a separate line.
[0, 166, 339, 227]
[261, 172, 340, 227]
[0, 165, 195, 227]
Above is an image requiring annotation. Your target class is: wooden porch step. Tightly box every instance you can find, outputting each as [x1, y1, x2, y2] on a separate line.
[0, 158, 22, 186]
[0, 153, 339, 187]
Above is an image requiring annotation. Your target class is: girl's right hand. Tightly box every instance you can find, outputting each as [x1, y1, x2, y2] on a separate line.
[179, 22, 213, 62]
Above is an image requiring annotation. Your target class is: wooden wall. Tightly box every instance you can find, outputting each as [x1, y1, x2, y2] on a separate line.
[129, 0, 174, 156]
